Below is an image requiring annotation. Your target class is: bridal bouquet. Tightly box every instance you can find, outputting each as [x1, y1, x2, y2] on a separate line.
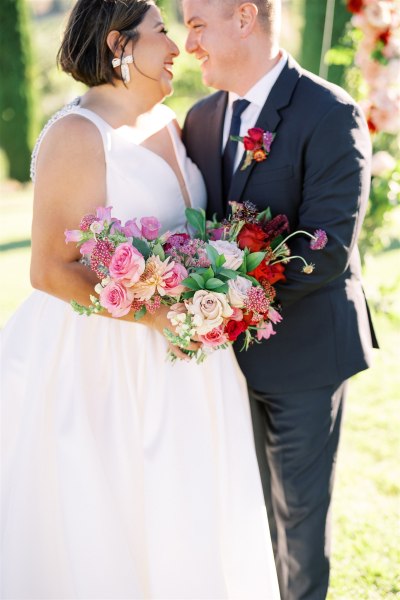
[65, 203, 327, 362]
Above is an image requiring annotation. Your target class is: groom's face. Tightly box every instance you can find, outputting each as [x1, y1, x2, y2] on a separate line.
[183, 0, 241, 91]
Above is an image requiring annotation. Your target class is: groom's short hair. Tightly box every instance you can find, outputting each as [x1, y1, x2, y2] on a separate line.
[212, 0, 277, 33]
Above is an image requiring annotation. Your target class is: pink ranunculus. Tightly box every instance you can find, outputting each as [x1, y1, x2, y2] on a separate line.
[162, 262, 188, 297]
[64, 229, 84, 243]
[199, 325, 228, 347]
[256, 321, 277, 341]
[99, 281, 134, 317]
[122, 219, 142, 238]
[108, 242, 145, 286]
[141, 216, 161, 241]
[79, 238, 97, 256]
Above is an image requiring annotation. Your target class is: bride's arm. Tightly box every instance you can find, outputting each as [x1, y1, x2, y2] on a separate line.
[30, 114, 198, 358]
[31, 114, 107, 307]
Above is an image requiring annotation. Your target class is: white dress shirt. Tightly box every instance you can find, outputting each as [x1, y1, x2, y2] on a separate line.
[222, 50, 288, 171]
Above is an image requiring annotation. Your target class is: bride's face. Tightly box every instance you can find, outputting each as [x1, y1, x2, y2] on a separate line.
[128, 5, 180, 100]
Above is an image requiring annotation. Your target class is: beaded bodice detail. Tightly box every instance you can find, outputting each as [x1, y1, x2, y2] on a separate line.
[30, 97, 80, 182]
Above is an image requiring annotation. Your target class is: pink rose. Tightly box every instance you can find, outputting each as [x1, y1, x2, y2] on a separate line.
[199, 325, 228, 347]
[162, 263, 188, 297]
[141, 217, 161, 241]
[79, 238, 97, 256]
[99, 281, 134, 317]
[109, 242, 145, 286]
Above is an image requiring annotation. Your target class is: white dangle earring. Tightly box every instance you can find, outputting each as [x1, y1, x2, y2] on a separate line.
[112, 55, 134, 84]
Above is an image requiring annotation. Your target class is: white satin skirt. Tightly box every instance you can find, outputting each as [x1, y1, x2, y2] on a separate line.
[1, 291, 280, 599]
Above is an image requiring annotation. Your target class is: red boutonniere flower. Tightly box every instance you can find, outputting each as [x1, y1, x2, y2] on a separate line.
[231, 127, 276, 170]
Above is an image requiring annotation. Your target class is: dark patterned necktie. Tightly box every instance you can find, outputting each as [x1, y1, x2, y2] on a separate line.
[222, 99, 250, 201]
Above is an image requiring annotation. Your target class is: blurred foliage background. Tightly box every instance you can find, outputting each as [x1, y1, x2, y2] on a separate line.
[0, 1, 399, 598]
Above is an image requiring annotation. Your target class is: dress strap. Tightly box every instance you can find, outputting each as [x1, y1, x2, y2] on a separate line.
[30, 97, 80, 182]
[166, 121, 193, 209]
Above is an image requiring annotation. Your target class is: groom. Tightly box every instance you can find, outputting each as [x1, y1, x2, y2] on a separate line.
[182, 1, 378, 599]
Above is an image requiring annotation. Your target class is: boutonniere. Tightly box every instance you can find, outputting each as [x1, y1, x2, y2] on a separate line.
[231, 127, 276, 170]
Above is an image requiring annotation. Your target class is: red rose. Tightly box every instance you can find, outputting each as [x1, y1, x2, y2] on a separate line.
[249, 261, 286, 284]
[243, 136, 257, 151]
[225, 319, 247, 341]
[248, 128, 264, 143]
[237, 223, 266, 251]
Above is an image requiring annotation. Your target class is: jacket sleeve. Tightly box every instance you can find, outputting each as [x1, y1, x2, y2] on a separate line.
[275, 101, 372, 309]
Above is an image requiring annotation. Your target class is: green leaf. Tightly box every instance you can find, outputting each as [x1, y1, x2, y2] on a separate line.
[246, 252, 266, 272]
[215, 253, 226, 268]
[152, 242, 165, 261]
[218, 267, 239, 279]
[131, 237, 151, 259]
[213, 283, 229, 294]
[205, 243, 220, 265]
[191, 273, 205, 288]
[70, 299, 98, 316]
[199, 266, 215, 282]
[205, 277, 225, 290]
[181, 276, 201, 291]
[181, 291, 195, 300]
[134, 306, 147, 320]
[185, 208, 206, 236]
[257, 206, 272, 222]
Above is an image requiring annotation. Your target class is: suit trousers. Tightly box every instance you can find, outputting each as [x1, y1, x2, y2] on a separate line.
[249, 380, 348, 600]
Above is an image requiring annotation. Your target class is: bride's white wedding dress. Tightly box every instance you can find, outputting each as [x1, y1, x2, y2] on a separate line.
[1, 100, 280, 599]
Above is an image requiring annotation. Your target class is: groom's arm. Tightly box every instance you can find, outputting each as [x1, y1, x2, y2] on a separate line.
[274, 100, 372, 309]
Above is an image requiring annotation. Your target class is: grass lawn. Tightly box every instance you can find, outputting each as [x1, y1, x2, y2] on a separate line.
[1, 183, 399, 598]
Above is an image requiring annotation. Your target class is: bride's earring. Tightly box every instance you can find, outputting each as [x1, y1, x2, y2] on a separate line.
[112, 55, 134, 84]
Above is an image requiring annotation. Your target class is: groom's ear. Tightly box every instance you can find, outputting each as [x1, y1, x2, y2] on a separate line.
[237, 3, 259, 38]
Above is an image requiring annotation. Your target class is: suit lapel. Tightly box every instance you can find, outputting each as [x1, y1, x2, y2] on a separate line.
[229, 55, 302, 205]
[205, 92, 228, 218]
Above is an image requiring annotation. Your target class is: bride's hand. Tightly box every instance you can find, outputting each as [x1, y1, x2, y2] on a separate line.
[144, 304, 202, 361]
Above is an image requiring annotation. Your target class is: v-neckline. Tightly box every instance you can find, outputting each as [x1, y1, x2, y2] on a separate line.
[75, 104, 193, 211]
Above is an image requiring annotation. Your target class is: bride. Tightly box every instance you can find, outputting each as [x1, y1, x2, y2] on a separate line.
[0, 0, 280, 597]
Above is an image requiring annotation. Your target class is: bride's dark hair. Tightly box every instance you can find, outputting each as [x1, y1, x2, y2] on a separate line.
[57, 0, 153, 87]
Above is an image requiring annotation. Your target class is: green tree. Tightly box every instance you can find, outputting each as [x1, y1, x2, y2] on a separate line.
[300, 0, 351, 85]
[0, 0, 37, 182]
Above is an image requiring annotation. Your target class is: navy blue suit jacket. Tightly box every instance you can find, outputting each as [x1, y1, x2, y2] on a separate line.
[183, 55, 378, 393]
